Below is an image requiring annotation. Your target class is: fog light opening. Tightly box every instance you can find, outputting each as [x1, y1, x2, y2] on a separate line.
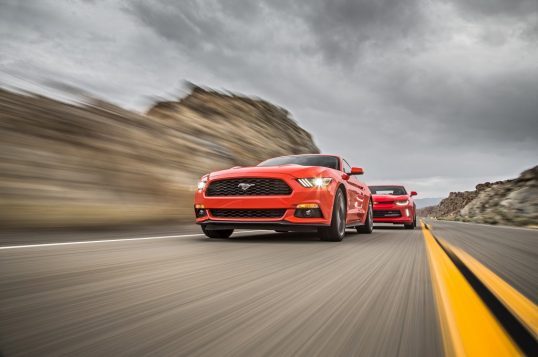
[297, 203, 319, 209]
[295, 205, 323, 218]
[194, 205, 207, 218]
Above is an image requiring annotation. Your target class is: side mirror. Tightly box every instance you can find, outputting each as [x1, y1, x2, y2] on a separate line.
[410, 191, 417, 196]
[349, 167, 364, 175]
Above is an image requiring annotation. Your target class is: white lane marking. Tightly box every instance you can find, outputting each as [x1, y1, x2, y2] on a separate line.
[0, 230, 266, 250]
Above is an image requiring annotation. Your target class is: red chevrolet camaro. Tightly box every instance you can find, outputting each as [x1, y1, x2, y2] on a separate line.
[368, 185, 417, 229]
[194, 154, 373, 241]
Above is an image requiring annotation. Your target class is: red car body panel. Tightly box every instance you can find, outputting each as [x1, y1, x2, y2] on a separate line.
[194, 155, 371, 230]
[370, 185, 416, 224]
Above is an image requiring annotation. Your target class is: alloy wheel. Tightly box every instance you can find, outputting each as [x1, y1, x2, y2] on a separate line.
[368, 203, 373, 230]
[337, 193, 346, 236]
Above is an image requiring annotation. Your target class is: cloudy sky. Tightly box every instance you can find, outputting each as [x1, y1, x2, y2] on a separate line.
[1, 0, 537, 197]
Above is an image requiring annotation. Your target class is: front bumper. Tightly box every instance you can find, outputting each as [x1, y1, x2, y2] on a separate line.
[194, 174, 337, 228]
[372, 204, 413, 224]
[200, 220, 329, 231]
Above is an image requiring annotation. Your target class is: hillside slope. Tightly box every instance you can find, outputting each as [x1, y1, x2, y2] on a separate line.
[419, 166, 538, 227]
[0, 86, 319, 227]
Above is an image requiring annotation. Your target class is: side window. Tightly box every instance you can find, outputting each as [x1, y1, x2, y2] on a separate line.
[343, 159, 352, 174]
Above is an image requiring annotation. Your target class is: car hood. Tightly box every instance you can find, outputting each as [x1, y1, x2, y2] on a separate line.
[209, 165, 330, 179]
[372, 194, 409, 202]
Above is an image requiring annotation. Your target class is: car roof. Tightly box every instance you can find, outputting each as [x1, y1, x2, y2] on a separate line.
[272, 153, 341, 159]
[369, 184, 406, 188]
[278, 153, 339, 156]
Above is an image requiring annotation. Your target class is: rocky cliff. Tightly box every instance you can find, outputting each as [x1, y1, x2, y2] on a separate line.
[418, 166, 538, 227]
[0, 86, 319, 227]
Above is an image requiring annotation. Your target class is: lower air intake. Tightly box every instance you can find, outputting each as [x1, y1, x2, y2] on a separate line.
[210, 209, 286, 219]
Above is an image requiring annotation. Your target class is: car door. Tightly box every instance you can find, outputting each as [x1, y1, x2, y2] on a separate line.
[354, 176, 370, 221]
[342, 159, 364, 223]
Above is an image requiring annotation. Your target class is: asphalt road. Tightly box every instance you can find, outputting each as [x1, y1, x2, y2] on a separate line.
[427, 219, 538, 304]
[0, 221, 535, 356]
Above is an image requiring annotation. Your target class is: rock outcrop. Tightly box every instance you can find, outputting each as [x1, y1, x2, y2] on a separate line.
[0, 86, 319, 227]
[418, 166, 538, 227]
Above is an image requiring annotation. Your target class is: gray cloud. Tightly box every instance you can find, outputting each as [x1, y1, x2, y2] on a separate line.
[445, 0, 538, 18]
[373, 64, 538, 143]
[298, 0, 429, 66]
[444, 0, 538, 42]
[1, 0, 537, 196]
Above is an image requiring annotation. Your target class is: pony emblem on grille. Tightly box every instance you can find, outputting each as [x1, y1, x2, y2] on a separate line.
[237, 183, 255, 191]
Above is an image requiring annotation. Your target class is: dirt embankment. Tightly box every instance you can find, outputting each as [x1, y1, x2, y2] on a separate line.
[418, 165, 538, 227]
[0, 85, 319, 228]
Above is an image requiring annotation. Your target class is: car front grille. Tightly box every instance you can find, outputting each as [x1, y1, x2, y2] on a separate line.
[206, 178, 292, 196]
[374, 201, 394, 205]
[373, 210, 402, 218]
[210, 209, 286, 219]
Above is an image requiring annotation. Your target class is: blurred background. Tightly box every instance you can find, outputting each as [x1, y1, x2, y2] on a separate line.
[0, 84, 319, 227]
[0, 0, 537, 229]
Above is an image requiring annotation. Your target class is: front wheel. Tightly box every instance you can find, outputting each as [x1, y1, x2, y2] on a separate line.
[404, 214, 416, 230]
[318, 189, 346, 242]
[201, 225, 234, 238]
[357, 200, 373, 234]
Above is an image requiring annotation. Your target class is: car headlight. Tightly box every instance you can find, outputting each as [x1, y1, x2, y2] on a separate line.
[197, 178, 207, 191]
[395, 200, 409, 206]
[297, 177, 332, 188]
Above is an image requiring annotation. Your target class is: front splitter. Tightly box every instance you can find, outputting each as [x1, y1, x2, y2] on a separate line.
[198, 220, 329, 231]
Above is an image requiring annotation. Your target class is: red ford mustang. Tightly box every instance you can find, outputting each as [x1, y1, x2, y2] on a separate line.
[194, 154, 373, 241]
[368, 185, 417, 229]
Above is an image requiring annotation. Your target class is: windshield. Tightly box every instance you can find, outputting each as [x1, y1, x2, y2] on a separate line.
[258, 155, 340, 170]
[369, 185, 407, 195]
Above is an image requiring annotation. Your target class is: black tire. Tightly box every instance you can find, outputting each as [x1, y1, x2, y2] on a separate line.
[357, 200, 373, 234]
[201, 225, 234, 238]
[404, 213, 416, 230]
[318, 188, 346, 242]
